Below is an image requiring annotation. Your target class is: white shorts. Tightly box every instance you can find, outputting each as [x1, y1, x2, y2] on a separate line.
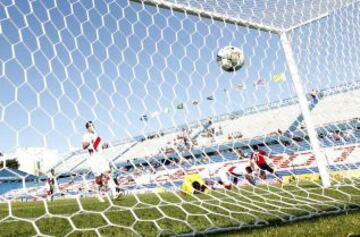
[218, 170, 232, 187]
[88, 153, 110, 177]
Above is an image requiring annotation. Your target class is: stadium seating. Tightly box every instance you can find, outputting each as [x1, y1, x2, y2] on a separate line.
[54, 87, 360, 174]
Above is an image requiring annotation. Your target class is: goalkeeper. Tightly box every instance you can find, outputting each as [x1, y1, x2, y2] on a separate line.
[181, 171, 210, 194]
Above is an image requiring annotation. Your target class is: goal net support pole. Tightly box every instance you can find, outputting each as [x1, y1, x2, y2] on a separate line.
[280, 32, 331, 188]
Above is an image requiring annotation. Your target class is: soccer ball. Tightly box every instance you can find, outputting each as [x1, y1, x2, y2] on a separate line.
[217, 46, 245, 72]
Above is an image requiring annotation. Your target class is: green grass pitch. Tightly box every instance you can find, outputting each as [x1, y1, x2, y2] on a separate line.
[0, 181, 359, 237]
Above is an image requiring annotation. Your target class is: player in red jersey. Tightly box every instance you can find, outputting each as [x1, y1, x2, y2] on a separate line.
[250, 145, 280, 181]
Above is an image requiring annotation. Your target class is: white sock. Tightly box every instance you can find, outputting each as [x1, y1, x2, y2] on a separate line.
[108, 178, 118, 196]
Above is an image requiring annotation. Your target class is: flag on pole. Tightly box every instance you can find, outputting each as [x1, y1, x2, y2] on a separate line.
[140, 114, 148, 122]
[176, 103, 184, 109]
[235, 83, 245, 91]
[272, 73, 286, 82]
[149, 111, 160, 118]
[254, 78, 266, 87]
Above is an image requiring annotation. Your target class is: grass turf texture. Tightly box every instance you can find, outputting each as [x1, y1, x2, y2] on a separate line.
[0, 181, 359, 237]
[212, 211, 360, 237]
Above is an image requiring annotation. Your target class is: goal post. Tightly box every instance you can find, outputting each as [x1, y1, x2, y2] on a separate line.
[279, 32, 331, 187]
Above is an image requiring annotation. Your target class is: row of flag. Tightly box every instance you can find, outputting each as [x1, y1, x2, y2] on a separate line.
[140, 73, 286, 121]
[254, 73, 286, 85]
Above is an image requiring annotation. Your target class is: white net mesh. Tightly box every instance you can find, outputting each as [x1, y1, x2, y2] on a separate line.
[145, 0, 358, 31]
[0, 0, 360, 236]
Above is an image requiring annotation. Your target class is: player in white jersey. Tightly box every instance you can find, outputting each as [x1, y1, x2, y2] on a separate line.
[218, 164, 255, 189]
[82, 121, 118, 201]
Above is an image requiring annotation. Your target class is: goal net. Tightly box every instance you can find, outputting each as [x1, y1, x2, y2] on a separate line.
[0, 0, 360, 236]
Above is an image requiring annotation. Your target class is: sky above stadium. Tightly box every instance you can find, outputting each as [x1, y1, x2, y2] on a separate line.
[0, 0, 357, 152]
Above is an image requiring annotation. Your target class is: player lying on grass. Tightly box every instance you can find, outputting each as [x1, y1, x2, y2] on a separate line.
[181, 167, 217, 195]
[218, 164, 255, 189]
[250, 145, 282, 183]
[82, 121, 119, 201]
[181, 172, 210, 194]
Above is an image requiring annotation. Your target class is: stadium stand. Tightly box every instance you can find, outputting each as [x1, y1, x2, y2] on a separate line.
[45, 87, 359, 178]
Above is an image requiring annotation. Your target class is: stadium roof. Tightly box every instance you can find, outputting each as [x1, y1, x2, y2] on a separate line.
[140, 0, 358, 32]
[0, 169, 37, 182]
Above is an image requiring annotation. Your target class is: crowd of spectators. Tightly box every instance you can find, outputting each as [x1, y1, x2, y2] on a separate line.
[78, 116, 360, 189]
[128, 103, 360, 182]
[318, 129, 355, 142]
[227, 131, 243, 140]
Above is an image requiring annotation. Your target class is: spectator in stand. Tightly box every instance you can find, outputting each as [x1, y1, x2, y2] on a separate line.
[208, 117, 213, 126]
[228, 131, 243, 140]
[235, 131, 243, 139]
[310, 89, 321, 102]
[184, 136, 191, 150]
[215, 126, 223, 136]
[343, 130, 353, 141]
[300, 123, 306, 130]
[149, 159, 160, 171]
[234, 148, 246, 159]
[332, 131, 341, 141]
[200, 153, 211, 164]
